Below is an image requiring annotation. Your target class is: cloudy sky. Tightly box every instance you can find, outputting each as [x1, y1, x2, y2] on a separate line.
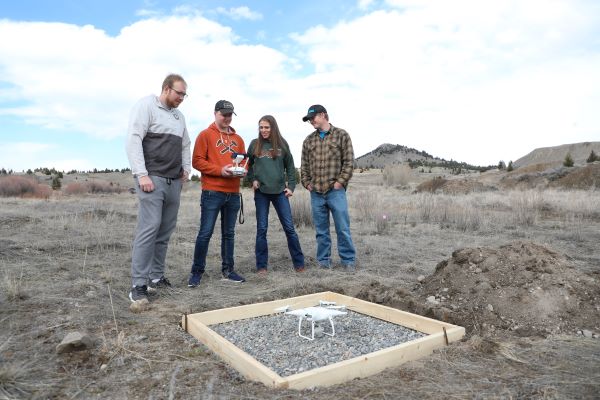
[0, 0, 599, 173]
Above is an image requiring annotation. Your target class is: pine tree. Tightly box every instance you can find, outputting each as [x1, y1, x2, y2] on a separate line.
[51, 175, 62, 190]
[587, 150, 598, 163]
[498, 160, 506, 170]
[507, 161, 514, 172]
[563, 153, 574, 167]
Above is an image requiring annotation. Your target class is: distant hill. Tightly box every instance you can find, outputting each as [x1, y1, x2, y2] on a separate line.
[514, 142, 600, 169]
[355, 143, 440, 169]
[355, 143, 489, 171]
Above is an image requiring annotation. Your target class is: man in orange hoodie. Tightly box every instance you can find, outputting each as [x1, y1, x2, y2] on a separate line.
[188, 100, 247, 287]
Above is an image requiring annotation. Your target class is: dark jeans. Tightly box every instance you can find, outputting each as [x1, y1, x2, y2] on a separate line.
[254, 190, 304, 270]
[191, 190, 240, 276]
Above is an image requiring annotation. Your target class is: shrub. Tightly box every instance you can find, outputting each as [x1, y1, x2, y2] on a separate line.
[383, 164, 412, 186]
[63, 182, 88, 195]
[290, 190, 313, 228]
[51, 176, 61, 190]
[563, 153, 574, 167]
[586, 150, 598, 163]
[375, 214, 391, 234]
[64, 181, 123, 195]
[416, 176, 447, 193]
[0, 176, 51, 199]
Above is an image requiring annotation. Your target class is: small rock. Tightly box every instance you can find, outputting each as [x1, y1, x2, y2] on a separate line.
[487, 304, 494, 312]
[130, 298, 150, 313]
[314, 326, 325, 339]
[433, 307, 452, 322]
[475, 268, 482, 273]
[417, 275, 426, 282]
[426, 296, 439, 305]
[56, 331, 93, 354]
[100, 364, 108, 372]
[442, 288, 448, 292]
[582, 330, 593, 338]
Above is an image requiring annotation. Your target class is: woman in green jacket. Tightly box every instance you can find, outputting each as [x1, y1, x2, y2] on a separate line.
[247, 115, 305, 273]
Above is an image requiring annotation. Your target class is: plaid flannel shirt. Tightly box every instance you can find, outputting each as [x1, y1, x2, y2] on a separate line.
[300, 124, 354, 193]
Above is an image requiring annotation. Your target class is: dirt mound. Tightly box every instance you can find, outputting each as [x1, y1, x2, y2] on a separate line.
[513, 141, 600, 169]
[551, 163, 600, 189]
[499, 163, 600, 189]
[357, 241, 600, 338]
[420, 241, 600, 337]
[415, 177, 497, 194]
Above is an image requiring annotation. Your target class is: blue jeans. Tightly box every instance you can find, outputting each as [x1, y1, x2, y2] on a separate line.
[191, 190, 240, 276]
[254, 190, 304, 270]
[310, 188, 355, 267]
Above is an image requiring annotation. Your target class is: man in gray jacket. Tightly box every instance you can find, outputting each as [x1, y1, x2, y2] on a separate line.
[126, 74, 191, 302]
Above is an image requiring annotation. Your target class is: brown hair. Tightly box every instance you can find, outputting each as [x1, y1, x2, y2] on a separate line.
[254, 115, 288, 159]
[161, 74, 186, 92]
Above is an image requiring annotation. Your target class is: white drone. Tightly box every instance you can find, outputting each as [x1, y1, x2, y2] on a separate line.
[275, 300, 347, 341]
[228, 152, 248, 176]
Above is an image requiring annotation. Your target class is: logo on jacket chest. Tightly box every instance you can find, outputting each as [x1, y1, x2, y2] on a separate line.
[258, 149, 282, 159]
[216, 138, 239, 154]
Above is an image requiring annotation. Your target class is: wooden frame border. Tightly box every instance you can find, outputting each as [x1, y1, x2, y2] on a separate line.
[182, 291, 465, 390]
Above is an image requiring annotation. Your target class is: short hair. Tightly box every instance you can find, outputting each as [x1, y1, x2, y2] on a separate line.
[162, 74, 186, 91]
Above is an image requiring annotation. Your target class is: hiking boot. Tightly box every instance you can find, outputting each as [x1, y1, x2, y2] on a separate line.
[129, 285, 149, 302]
[148, 276, 172, 291]
[295, 266, 305, 273]
[188, 272, 202, 288]
[256, 268, 268, 276]
[223, 271, 246, 283]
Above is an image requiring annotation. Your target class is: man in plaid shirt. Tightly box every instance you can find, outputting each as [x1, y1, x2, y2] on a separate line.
[300, 104, 356, 270]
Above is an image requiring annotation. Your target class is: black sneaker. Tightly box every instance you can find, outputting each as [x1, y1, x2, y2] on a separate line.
[148, 276, 172, 291]
[223, 271, 245, 283]
[129, 285, 149, 302]
[188, 272, 202, 288]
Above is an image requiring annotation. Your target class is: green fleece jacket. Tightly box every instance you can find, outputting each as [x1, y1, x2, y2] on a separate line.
[246, 139, 297, 194]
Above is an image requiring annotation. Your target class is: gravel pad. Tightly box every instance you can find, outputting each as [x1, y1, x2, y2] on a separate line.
[211, 310, 426, 377]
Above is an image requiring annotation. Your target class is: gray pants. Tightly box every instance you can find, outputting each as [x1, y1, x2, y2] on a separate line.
[131, 176, 182, 287]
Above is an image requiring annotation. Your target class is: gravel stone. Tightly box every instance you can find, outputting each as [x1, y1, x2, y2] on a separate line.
[211, 310, 426, 377]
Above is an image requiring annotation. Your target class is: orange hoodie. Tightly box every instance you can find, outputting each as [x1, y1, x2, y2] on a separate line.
[192, 122, 246, 193]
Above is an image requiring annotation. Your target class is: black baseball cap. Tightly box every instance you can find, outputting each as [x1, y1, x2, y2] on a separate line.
[302, 104, 327, 121]
[215, 100, 236, 115]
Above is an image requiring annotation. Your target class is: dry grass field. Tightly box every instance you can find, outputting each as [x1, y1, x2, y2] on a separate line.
[1, 169, 599, 399]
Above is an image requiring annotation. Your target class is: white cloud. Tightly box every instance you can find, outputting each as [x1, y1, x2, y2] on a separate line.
[0, 15, 287, 144]
[0, 142, 91, 172]
[0, 0, 599, 172]
[291, 1, 600, 164]
[215, 6, 263, 21]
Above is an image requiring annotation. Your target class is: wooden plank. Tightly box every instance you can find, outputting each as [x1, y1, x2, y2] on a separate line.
[191, 292, 329, 325]
[184, 314, 285, 387]
[284, 331, 452, 390]
[327, 292, 462, 335]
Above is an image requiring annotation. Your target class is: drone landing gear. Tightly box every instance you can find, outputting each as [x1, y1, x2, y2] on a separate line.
[297, 316, 336, 341]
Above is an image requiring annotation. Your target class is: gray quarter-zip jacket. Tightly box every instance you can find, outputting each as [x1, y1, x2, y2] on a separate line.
[126, 95, 191, 179]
